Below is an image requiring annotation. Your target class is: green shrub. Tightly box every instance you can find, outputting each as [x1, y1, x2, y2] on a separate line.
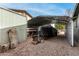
[55, 23, 65, 30]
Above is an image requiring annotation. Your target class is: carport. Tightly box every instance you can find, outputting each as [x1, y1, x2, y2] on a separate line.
[46, 4, 79, 47]
[27, 4, 79, 47]
[27, 16, 74, 46]
[49, 16, 74, 46]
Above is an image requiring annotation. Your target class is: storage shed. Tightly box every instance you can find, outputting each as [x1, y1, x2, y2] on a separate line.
[0, 7, 27, 45]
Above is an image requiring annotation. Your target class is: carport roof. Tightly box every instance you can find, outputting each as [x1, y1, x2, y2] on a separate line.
[36, 16, 70, 22]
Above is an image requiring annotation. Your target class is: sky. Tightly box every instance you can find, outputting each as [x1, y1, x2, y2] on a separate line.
[0, 3, 75, 17]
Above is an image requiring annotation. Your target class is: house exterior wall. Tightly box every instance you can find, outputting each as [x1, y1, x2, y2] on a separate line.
[0, 24, 27, 45]
[74, 15, 79, 42]
[26, 15, 32, 21]
[77, 15, 79, 27]
[0, 8, 27, 45]
[0, 8, 26, 29]
[66, 20, 74, 46]
[11, 10, 32, 21]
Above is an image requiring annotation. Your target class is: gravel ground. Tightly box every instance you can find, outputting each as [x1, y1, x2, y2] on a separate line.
[0, 35, 79, 56]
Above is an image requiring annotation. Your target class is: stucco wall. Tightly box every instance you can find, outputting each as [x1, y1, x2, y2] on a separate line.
[26, 15, 32, 20]
[74, 15, 79, 42]
[66, 20, 74, 46]
[0, 8, 27, 45]
[0, 24, 27, 45]
[0, 8, 26, 29]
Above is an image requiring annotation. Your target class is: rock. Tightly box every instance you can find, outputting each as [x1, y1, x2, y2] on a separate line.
[0, 43, 9, 53]
[8, 28, 18, 49]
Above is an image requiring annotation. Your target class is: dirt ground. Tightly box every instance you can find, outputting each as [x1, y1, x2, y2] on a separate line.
[0, 35, 79, 56]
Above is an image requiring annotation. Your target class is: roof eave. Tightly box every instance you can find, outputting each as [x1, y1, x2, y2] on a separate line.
[73, 3, 79, 21]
